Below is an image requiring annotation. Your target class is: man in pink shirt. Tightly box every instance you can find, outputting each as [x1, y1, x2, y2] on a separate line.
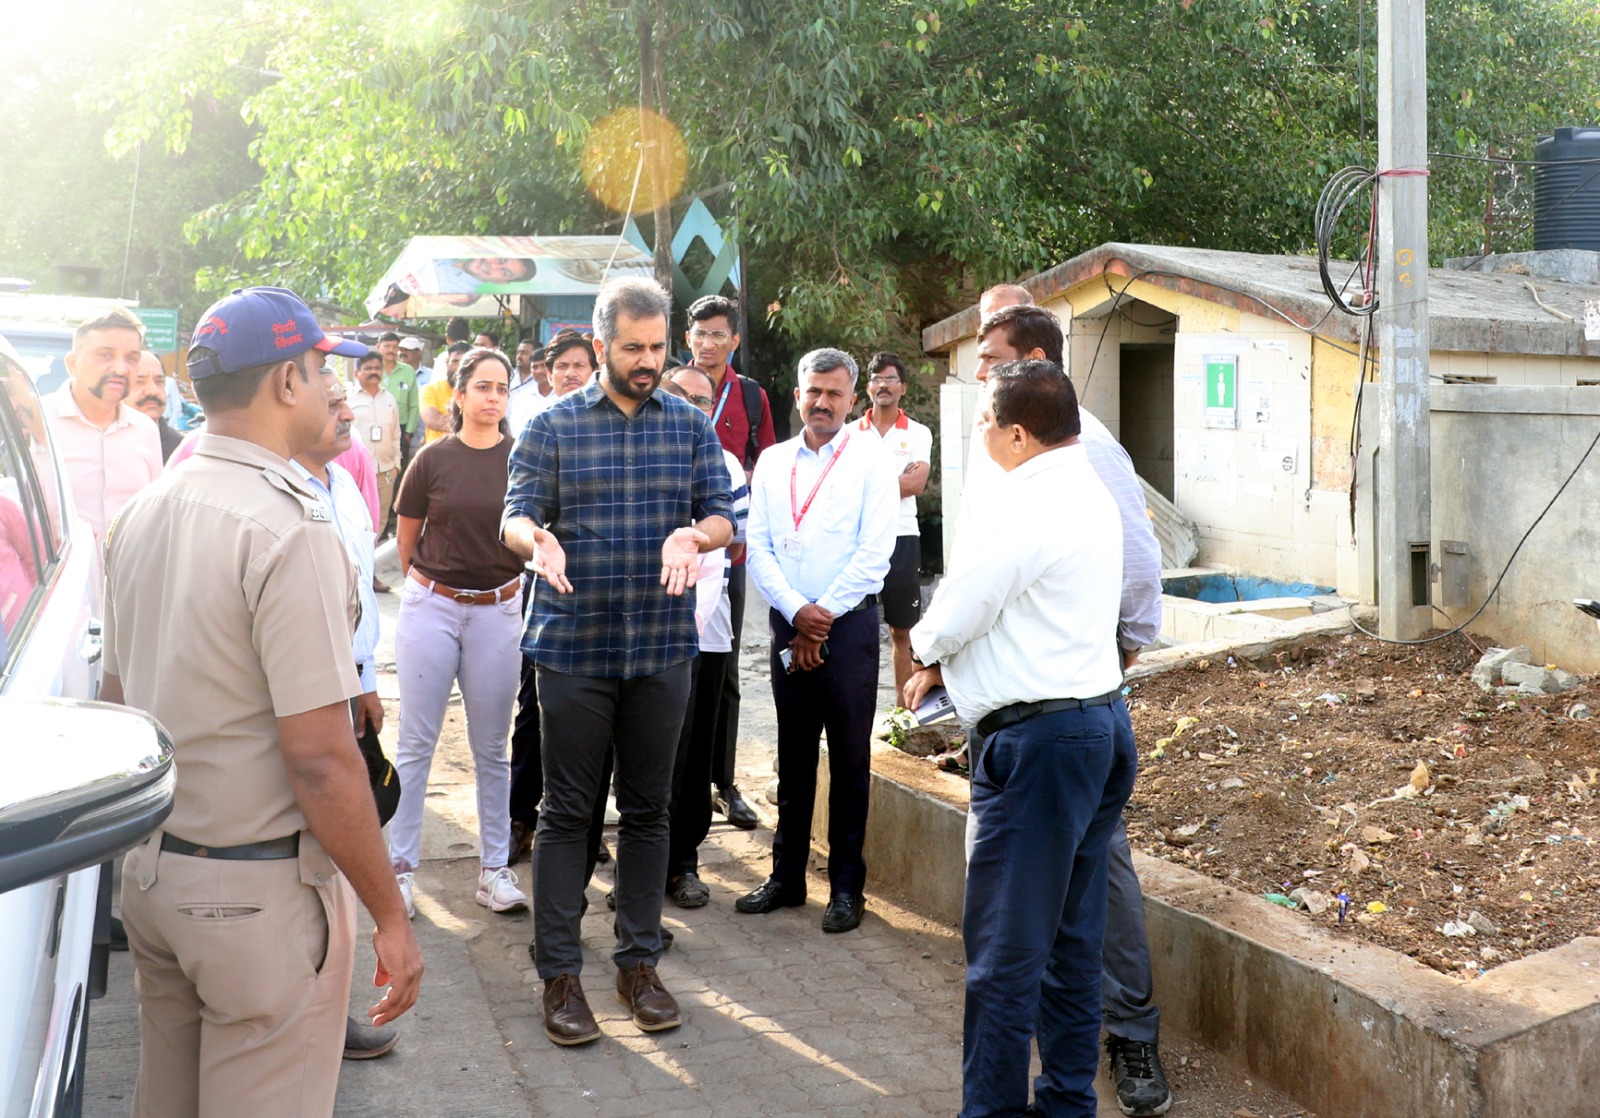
[43, 307, 164, 547]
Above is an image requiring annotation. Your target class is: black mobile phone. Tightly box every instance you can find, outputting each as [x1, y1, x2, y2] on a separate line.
[1574, 598, 1600, 620]
[779, 640, 831, 672]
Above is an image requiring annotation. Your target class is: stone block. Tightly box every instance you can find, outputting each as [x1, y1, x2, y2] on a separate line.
[1501, 661, 1554, 690]
[1472, 645, 1534, 691]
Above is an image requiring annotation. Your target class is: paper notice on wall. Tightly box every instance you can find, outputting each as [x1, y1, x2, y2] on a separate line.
[1244, 380, 1271, 426]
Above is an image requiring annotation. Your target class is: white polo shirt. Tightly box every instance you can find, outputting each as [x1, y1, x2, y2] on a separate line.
[855, 409, 931, 537]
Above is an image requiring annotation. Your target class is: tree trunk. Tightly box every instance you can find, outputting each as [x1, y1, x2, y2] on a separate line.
[637, 2, 674, 298]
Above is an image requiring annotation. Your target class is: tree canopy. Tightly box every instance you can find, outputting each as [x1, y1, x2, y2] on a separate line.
[33, 0, 1600, 356]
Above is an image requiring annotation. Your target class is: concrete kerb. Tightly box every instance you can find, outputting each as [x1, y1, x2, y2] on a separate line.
[816, 606, 1600, 1118]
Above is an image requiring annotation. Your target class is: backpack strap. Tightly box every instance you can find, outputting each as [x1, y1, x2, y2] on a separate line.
[741, 375, 765, 469]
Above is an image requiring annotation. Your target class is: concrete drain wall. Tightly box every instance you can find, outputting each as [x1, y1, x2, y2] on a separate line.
[812, 608, 1600, 1118]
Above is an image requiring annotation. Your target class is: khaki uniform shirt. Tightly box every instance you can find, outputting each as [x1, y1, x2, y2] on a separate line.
[102, 434, 360, 847]
[349, 386, 401, 472]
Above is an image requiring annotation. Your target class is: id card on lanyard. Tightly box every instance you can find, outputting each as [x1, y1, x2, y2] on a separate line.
[782, 434, 850, 560]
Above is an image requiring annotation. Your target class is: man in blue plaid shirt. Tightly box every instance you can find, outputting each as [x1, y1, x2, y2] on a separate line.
[501, 277, 734, 1048]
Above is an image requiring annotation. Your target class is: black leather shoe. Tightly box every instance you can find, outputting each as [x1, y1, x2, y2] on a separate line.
[734, 877, 805, 914]
[716, 785, 759, 830]
[821, 892, 865, 933]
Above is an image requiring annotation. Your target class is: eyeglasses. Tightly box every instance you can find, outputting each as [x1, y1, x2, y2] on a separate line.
[688, 395, 716, 408]
[689, 329, 733, 344]
[867, 375, 902, 385]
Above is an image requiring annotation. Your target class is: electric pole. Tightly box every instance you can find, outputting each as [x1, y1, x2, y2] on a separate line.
[1375, 0, 1432, 639]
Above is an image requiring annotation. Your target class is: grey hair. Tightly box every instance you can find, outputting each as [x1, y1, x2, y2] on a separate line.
[797, 347, 859, 390]
[592, 277, 672, 345]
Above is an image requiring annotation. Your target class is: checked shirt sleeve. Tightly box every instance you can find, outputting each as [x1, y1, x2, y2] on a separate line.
[689, 415, 736, 530]
[502, 411, 559, 535]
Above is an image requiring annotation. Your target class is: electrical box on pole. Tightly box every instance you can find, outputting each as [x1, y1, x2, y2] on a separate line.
[1375, 0, 1433, 639]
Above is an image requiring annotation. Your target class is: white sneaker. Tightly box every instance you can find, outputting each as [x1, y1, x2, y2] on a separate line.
[396, 872, 416, 920]
[477, 866, 528, 913]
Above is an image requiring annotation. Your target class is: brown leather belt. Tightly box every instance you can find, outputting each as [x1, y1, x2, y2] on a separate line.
[162, 833, 300, 861]
[408, 570, 521, 605]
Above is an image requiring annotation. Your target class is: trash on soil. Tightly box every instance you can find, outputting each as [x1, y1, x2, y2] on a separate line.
[1220, 777, 1245, 790]
[1409, 761, 1431, 793]
[1366, 901, 1388, 914]
[1440, 920, 1476, 937]
[1289, 887, 1331, 915]
[1341, 843, 1372, 874]
[1337, 892, 1351, 922]
[1569, 702, 1592, 721]
[1263, 892, 1300, 908]
[1361, 825, 1398, 844]
[1466, 910, 1500, 936]
[1315, 692, 1345, 705]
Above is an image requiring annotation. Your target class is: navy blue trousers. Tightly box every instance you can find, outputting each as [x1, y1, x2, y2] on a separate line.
[767, 605, 879, 897]
[961, 699, 1137, 1118]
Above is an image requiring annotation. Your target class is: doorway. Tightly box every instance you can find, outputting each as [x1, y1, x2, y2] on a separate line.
[1118, 343, 1175, 501]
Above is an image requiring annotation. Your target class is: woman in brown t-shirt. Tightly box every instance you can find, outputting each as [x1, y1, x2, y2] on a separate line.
[388, 348, 530, 917]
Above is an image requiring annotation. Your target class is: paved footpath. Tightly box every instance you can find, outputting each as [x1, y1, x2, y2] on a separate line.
[83, 582, 1313, 1117]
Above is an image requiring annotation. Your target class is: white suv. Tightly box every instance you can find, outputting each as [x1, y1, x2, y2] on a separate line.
[0, 336, 174, 1116]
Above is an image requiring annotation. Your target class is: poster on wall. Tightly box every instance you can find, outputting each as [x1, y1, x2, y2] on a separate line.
[1244, 380, 1271, 426]
[1204, 353, 1239, 429]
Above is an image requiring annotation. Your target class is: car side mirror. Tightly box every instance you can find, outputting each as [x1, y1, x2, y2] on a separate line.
[0, 698, 174, 895]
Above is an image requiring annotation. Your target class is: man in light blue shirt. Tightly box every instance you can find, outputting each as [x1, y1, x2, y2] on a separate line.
[291, 367, 398, 1061]
[738, 348, 898, 934]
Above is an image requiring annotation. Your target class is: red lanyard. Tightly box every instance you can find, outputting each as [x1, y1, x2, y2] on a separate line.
[790, 434, 850, 530]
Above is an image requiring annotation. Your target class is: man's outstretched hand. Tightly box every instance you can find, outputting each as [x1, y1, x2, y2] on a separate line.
[660, 527, 711, 596]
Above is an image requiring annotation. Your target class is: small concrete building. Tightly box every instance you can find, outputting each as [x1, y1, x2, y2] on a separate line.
[922, 243, 1600, 668]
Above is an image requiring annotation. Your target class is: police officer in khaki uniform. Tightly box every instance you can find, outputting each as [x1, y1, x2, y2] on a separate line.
[101, 287, 424, 1118]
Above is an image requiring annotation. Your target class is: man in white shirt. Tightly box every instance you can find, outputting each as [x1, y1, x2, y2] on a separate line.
[660, 366, 752, 908]
[907, 358, 1136, 1118]
[738, 348, 898, 934]
[508, 341, 556, 436]
[856, 351, 932, 699]
[347, 350, 400, 565]
[291, 366, 401, 1062]
[971, 295, 1171, 1117]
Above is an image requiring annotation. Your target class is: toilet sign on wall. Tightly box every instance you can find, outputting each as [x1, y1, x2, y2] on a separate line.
[1204, 353, 1239, 429]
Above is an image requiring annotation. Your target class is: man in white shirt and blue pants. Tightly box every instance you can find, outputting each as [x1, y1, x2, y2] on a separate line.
[739, 348, 898, 934]
[908, 359, 1137, 1118]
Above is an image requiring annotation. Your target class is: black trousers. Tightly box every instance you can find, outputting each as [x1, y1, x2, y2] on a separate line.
[531, 663, 691, 977]
[767, 604, 879, 897]
[510, 642, 613, 863]
[710, 564, 746, 790]
[667, 650, 734, 880]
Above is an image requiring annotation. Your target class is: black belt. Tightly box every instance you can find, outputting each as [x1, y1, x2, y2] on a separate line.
[976, 692, 1119, 738]
[161, 833, 300, 861]
[844, 594, 878, 615]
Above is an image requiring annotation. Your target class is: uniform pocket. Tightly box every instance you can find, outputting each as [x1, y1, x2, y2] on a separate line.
[399, 576, 428, 604]
[177, 904, 265, 920]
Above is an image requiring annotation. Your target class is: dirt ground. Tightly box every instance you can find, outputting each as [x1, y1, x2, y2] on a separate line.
[1123, 631, 1600, 977]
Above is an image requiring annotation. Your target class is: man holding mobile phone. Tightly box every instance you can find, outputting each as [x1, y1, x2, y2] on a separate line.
[739, 348, 898, 934]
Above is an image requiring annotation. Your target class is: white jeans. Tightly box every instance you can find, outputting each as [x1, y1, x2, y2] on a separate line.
[389, 575, 523, 871]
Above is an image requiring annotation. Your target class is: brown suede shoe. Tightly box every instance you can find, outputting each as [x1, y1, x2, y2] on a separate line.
[615, 963, 681, 1032]
[543, 973, 601, 1046]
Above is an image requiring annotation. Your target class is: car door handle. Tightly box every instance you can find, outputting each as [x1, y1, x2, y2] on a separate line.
[80, 619, 103, 665]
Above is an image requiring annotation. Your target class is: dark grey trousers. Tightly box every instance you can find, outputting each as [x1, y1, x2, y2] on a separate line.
[531, 662, 691, 979]
[1101, 814, 1161, 1043]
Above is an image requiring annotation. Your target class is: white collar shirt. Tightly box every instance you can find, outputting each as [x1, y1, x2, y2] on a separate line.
[956, 404, 1162, 651]
[914, 443, 1124, 725]
[856, 408, 932, 536]
[508, 375, 556, 439]
[294, 460, 379, 692]
[746, 425, 900, 623]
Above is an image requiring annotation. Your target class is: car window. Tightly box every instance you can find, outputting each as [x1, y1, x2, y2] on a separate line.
[0, 353, 57, 664]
